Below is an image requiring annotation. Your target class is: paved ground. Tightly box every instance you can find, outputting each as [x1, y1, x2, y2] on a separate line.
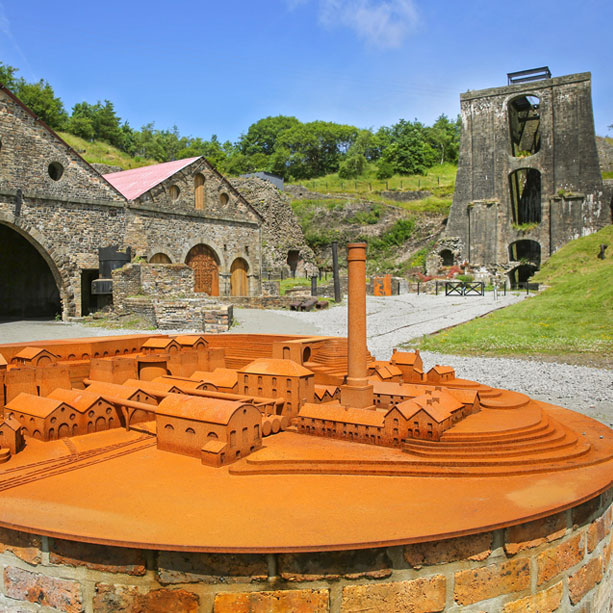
[1, 291, 611, 426]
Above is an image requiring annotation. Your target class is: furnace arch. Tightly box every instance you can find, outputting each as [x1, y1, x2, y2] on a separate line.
[508, 94, 541, 157]
[0, 215, 66, 319]
[509, 168, 541, 225]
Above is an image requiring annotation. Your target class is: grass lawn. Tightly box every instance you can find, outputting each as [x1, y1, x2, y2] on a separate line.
[410, 225, 613, 367]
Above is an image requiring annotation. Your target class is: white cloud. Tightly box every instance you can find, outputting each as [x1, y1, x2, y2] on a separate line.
[287, 0, 420, 49]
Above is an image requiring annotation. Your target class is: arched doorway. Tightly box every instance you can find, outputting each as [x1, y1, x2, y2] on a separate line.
[149, 253, 172, 264]
[185, 244, 219, 295]
[0, 224, 61, 318]
[230, 258, 249, 296]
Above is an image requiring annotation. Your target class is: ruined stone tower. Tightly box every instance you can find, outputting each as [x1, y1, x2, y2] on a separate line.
[442, 69, 611, 286]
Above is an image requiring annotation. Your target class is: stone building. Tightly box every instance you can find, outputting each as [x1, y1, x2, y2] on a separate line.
[0, 85, 263, 319]
[442, 71, 611, 286]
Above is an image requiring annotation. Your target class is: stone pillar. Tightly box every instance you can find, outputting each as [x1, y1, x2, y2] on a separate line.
[340, 243, 373, 409]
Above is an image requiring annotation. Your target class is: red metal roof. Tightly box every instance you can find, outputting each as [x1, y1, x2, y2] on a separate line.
[103, 158, 200, 200]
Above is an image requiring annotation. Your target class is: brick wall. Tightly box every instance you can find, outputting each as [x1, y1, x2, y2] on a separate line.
[0, 489, 609, 612]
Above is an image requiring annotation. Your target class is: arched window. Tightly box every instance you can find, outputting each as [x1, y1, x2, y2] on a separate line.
[150, 253, 172, 264]
[169, 185, 180, 200]
[219, 192, 229, 206]
[194, 174, 205, 210]
[186, 427, 195, 435]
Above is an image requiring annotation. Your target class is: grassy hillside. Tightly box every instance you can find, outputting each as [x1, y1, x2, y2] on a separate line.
[291, 163, 457, 201]
[58, 132, 156, 170]
[411, 225, 613, 367]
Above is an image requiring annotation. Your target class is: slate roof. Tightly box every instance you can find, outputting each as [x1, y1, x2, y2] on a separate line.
[103, 158, 200, 200]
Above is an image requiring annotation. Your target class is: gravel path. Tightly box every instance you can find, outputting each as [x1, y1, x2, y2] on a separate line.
[1, 292, 610, 426]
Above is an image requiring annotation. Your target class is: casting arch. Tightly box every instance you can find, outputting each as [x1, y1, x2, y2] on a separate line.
[149, 252, 172, 264]
[0, 213, 67, 318]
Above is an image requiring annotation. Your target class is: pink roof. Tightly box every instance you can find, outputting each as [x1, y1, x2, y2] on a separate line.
[103, 158, 200, 200]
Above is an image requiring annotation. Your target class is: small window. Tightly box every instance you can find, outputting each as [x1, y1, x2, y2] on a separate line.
[220, 192, 229, 206]
[208, 431, 218, 438]
[194, 173, 205, 210]
[169, 185, 180, 200]
[186, 427, 195, 435]
[165, 423, 174, 431]
[48, 162, 64, 181]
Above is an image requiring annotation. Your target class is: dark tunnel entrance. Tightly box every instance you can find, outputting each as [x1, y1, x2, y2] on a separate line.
[0, 224, 61, 319]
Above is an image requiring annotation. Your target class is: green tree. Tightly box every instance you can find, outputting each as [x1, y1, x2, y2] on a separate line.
[239, 115, 301, 155]
[0, 62, 18, 89]
[426, 114, 461, 164]
[16, 79, 68, 130]
[377, 119, 437, 176]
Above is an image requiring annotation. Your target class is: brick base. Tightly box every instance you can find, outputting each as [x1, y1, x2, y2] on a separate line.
[0, 490, 610, 612]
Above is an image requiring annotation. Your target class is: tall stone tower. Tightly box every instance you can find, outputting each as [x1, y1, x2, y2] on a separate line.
[441, 69, 611, 286]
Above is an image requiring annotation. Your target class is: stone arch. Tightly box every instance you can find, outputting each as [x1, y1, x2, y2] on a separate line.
[0, 213, 68, 319]
[439, 249, 454, 266]
[507, 94, 541, 157]
[508, 168, 541, 224]
[230, 258, 249, 296]
[149, 252, 172, 264]
[185, 244, 220, 296]
[508, 240, 541, 266]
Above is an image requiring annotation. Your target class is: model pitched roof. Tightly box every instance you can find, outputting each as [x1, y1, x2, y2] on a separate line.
[370, 362, 403, 379]
[5, 393, 69, 419]
[85, 381, 153, 401]
[103, 158, 200, 200]
[201, 440, 227, 454]
[314, 385, 339, 400]
[173, 335, 208, 347]
[48, 388, 107, 413]
[0, 353, 7, 367]
[391, 350, 421, 366]
[141, 338, 180, 350]
[430, 365, 455, 375]
[157, 393, 250, 424]
[191, 368, 238, 389]
[299, 402, 384, 428]
[0, 417, 22, 432]
[13, 347, 57, 361]
[240, 359, 313, 377]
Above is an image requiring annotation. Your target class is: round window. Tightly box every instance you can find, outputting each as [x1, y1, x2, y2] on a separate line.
[48, 162, 64, 181]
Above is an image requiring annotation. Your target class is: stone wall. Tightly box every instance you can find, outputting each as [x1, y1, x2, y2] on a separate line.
[231, 177, 316, 275]
[0, 87, 263, 318]
[0, 489, 609, 612]
[113, 264, 233, 332]
[445, 73, 610, 272]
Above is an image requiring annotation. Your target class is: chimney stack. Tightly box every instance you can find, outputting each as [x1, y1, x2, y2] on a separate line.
[340, 243, 374, 409]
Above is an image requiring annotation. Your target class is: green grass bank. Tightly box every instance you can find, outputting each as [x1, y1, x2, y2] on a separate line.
[411, 225, 613, 368]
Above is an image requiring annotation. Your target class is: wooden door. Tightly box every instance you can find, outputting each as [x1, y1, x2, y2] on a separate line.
[230, 258, 248, 296]
[185, 244, 219, 295]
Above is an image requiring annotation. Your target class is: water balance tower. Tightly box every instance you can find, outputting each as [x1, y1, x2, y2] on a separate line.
[442, 68, 611, 287]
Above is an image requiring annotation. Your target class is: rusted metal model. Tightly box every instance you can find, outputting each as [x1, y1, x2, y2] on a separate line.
[0, 243, 610, 557]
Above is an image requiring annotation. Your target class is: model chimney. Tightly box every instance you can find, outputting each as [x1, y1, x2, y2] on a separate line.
[340, 243, 374, 409]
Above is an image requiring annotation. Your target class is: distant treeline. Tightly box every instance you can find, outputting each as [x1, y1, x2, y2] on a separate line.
[0, 62, 460, 179]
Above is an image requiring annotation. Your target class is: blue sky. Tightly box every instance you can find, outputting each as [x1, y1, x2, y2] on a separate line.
[1, 0, 611, 142]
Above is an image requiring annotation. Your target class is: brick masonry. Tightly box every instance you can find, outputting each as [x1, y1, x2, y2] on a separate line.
[0, 489, 609, 612]
[0, 87, 262, 319]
